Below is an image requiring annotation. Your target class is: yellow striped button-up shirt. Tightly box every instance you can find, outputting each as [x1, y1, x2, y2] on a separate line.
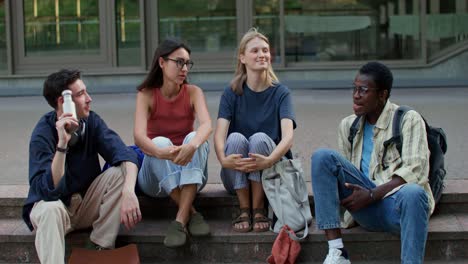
[338, 100, 434, 221]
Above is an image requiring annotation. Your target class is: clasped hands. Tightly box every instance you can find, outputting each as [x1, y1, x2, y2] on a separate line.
[157, 143, 198, 166]
[222, 153, 273, 173]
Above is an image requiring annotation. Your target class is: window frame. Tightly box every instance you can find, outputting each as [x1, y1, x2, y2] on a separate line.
[11, 0, 113, 74]
[112, 0, 146, 69]
[145, 0, 245, 71]
[2, 0, 466, 76]
[274, 0, 427, 69]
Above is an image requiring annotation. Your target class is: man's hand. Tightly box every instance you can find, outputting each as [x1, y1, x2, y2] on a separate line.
[120, 189, 142, 230]
[341, 183, 373, 212]
[173, 143, 197, 166]
[55, 113, 79, 147]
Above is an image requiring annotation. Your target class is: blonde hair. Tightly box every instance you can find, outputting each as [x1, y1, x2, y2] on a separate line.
[230, 28, 279, 95]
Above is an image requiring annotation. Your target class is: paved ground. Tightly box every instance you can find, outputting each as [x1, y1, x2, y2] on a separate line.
[0, 87, 467, 185]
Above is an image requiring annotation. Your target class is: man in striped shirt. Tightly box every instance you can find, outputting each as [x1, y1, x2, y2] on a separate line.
[311, 62, 432, 264]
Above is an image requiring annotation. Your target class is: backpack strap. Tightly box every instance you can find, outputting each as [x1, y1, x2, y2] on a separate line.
[348, 116, 362, 160]
[381, 105, 412, 170]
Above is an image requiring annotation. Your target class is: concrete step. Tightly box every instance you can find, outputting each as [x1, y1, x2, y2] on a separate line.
[0, 213, 467, 263]
[1, 180, 467, 219]
[3, 261, 468, 264]
[3, 262, 467, 264]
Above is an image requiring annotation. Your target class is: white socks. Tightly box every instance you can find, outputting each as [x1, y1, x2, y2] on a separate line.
[328, 238, 344, 250]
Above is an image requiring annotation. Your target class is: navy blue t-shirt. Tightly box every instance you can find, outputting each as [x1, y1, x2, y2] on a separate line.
[218, 83, 296, 157]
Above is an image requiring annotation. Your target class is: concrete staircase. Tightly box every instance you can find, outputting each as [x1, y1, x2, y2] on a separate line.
[0, 180, 467, 263]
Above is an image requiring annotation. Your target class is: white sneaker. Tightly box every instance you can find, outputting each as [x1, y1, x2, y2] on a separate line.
[323, 248, 351, 264]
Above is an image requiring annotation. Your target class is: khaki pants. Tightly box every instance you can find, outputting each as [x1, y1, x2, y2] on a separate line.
[30, 166, 125, 264]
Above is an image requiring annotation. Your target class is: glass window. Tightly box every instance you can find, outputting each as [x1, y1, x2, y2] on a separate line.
[158, 0, 237, 64]
[284, 0, 421, 63]
[253, 0, 281, 64]
[23, 0, 100, 57]
[427, 0, 468, 58]
[0, 0, 6, 72]
[116, 0, 141, 67]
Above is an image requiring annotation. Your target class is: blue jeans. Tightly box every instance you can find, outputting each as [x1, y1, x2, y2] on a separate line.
[137, 132, 209, 197]
[311, 148, 430, 264]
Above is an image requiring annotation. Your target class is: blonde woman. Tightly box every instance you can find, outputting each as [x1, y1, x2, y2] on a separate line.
[214, 29, 296, 232]
[134, 39, 212, 247]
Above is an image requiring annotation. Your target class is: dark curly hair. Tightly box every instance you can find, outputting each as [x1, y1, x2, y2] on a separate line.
[43, 69, 81, 109]
[359, 61, 393, 99]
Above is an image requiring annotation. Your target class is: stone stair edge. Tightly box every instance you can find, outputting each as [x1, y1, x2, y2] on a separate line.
[1, 180, 467, 206]
[1, 215, 467, 264]
[2, 258, 466, 264]
[1, 213, 467, 244]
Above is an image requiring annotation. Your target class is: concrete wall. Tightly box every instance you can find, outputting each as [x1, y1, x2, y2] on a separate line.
[1, 49, 467, 96]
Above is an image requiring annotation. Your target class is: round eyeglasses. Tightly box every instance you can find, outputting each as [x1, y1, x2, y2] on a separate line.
[165, 58, 194, 70]
[351, 85, 378, 97]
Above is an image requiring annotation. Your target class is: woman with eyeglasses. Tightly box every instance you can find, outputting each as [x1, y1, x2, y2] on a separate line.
[134, 38, 212, 248]
[214, 28, 296, 233]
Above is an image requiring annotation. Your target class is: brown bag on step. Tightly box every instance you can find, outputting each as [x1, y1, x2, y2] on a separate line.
[68, 244, 140, 264]
[267, 225, 301, 264]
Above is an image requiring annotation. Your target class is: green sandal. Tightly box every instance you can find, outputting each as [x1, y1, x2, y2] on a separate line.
[232, 207, 252, 233]
[252, 208, 271, 232]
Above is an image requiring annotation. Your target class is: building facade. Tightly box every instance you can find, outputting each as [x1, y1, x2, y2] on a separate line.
[0, 0, 467, 95]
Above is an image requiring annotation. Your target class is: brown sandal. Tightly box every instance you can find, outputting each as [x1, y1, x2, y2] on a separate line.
[252, 208, 271, 232]
[232, 207, 252, 233]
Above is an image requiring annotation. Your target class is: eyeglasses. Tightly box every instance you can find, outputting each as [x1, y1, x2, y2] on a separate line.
[165, 58, 194, 70]
[352, 85, 377, 97]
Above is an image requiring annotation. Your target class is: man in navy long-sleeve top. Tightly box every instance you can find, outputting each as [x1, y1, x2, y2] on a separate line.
[24, 69, 141, 263]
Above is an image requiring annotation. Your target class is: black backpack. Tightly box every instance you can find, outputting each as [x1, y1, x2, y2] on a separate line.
[348, 105, 448, 204]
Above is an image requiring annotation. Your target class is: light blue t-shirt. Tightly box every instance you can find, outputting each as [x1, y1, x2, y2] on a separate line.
[360, 121, 375, 178]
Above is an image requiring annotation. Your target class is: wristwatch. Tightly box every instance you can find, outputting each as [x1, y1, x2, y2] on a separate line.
[56, 146, 68, 153]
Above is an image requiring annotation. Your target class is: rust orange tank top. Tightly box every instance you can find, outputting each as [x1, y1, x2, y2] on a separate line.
[146, 84, 194, 145]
